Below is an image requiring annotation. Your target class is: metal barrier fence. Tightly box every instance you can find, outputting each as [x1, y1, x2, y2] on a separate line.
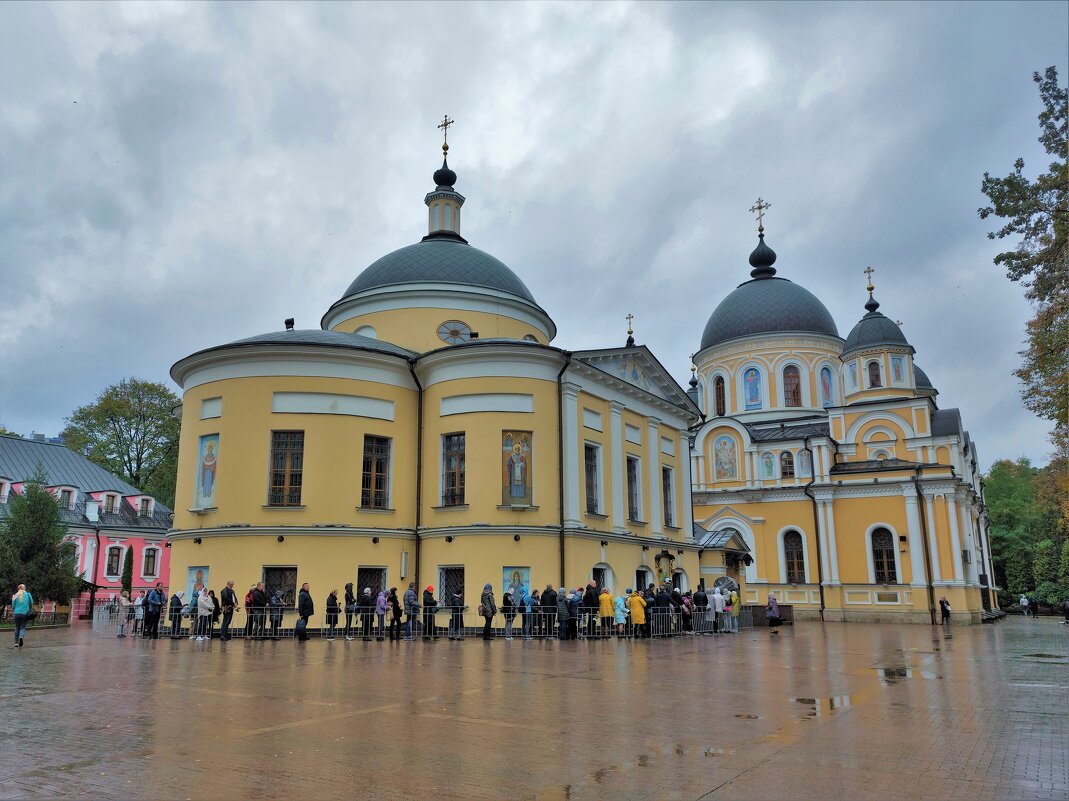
[94, 601, 755, 642]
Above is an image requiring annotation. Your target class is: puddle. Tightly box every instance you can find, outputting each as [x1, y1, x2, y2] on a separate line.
[1023, 653, 1066, 659]
[876, 666, 942, 684]
[789, 695, 852, 718]
[734, 713, 760, 719]
[704, 747, 737, 757]
[637, 754, 649, 767]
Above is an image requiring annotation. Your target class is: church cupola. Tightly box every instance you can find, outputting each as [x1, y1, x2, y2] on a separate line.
[841, 268, 917, 401]
[424, 115, 466, 242]
[747, 198, 777, 279]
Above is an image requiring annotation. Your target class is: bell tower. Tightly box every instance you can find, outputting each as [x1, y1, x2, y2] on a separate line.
[425, 115, 466, 241]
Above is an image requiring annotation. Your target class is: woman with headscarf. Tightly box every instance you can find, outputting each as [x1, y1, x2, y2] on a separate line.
[555, 587, 570, 640]
[116, 590, 132, 638]
[480, 582, 497, 640]
[765, 592, 781, 635]
[599, 587, 614, 637]
[196, 587, 214, 640]
[375, 589, 387, 641]
[387, 588, 402, 641]
[501, 588, 516, 640]
[613, 589, 627, 637]
[343, 583, 356, 641]
[359, 588, 375, 641]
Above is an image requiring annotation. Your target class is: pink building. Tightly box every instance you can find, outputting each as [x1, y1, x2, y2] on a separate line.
[0, 433, 172, 616]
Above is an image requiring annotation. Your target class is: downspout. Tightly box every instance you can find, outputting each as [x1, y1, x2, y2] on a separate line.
[912, 468, 937, 625]
[91, 523, 101, 617]
[802, 436, 825, 621]
[407, 359, 424, 590]
[556, 352, 572, 587]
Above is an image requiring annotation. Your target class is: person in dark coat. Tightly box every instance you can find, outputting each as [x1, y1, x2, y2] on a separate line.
[358, 588, 375, 641]
[567, 588, 582, 640]
[403, 582, 419, 641]
[387, 588, 402, 641]
[939, 596, 952, 625]
[555, 587, 570, 640]
[654, 586, 672, 636]
[325, 590, 340, 640]
[422, 586, 438, 641]
[269, 589, 285, 638]
[448, 589, 465, 640]
[297, 583, 314, 642]
[251, 582, 269, 639]
[168, 592, 184, 638]
[541, 585, 558, 639]
[693, 586, 709, 635]
[220, 580, 238, 641]
[670, 587, 684, 634]
[501, 589, 517, 640]
[344, 583, 357, 641]
[480, 583, 497, 641]
[583, 583, 599, 637]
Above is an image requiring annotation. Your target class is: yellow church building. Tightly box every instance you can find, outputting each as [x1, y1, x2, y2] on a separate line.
[167, 136, 995, 626]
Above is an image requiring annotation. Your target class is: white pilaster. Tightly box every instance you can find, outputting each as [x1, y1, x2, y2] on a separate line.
[680, 431, 694, 541]
[946, 494, 965, 585]
[816, 501, 831, 584]
[923, 493, 942, 583]
[903, 491, 927, 588]
[561, 383, 581, 528]
[647, 417, 662, 534]
[824, 500, 840, 583]
[958, 494, 977, 584]
[609, 402, 626, 533]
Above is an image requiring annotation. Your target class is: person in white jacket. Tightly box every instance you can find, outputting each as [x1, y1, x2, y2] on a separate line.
[712, 588, 727, 634]
[196, 588, 215, 640]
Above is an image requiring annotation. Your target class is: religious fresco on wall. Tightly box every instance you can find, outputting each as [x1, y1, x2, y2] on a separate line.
[743, 368, 762, 409]
[714, 436, 737, 480]
[503, 567, 531, 599]
[186, 566, 209, 603]
[848, 362, 858, 389]
[799, 449, 812, 477]
[820, 367, 834, 407]
[194, 434, 219, 508]
[891, 356, 904, 383]
[502, 431, 532, 505]
[762, 453, 776, 479]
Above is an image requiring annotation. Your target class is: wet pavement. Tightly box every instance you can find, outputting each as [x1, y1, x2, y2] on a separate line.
[1, 618, 1066, 800]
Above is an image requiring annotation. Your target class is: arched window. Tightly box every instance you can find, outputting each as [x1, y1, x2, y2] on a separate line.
[784, 531, 805, 584]
[867, 361, 882, 388]
[714, 376, 726, 417]
[780, 451, 795, 478]
[872, 528, 897, 583]
[783, 365, 802, 407]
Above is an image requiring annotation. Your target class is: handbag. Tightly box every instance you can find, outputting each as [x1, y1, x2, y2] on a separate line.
[477, 604, 486, 616]
[345, 603, 356, 614]
[25, 607, 38, 622]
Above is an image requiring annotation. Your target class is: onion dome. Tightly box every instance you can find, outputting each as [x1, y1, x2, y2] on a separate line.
[841, 284, 914, 358]
[433, 156, 457, 188]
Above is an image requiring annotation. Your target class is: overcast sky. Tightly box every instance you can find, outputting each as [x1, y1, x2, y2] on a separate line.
[0, 2, 1065, 469]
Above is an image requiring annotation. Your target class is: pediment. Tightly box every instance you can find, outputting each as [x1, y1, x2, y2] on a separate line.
[572, 346, 697, 412]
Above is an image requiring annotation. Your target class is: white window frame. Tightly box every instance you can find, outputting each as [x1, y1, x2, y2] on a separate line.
[865, 523, 904, 585]
[775, 360, 810, 409]
[141, 546, 161, 580]
[102, 493, 120, 514]
[361, 434, 394, 510]
[104, 545, 126, 580]
[777, 527, 811, 584]
[661, 465, 675, 527]
[0, 480, 8, 504]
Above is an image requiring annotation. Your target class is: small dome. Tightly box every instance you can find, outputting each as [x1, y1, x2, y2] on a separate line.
[913, 363, 934, 390]
[841, 296, 913, 356]
[339, 238, 537, 303]
[433, 157, 457, 188]
[700, 277, 839, 350]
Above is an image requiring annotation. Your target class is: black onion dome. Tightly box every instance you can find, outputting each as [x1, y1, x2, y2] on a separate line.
[841, 294, 913, 356]
[748, 233, 777, 278]
[433, 157, 457, 188]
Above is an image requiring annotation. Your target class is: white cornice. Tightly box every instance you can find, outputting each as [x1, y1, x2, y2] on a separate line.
[169, 526, 416, 540]
[566, 362, 696, 428]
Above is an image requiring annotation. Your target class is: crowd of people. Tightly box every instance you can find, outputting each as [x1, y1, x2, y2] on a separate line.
[107, 578, 760, 642]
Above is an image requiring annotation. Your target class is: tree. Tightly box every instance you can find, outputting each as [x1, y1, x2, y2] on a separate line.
[979, 67, 1069, 448]
[121, 548, 133, 596]
[0, 467, 82, 605]
[61, 379, 180, 508]
[0, 426, 20, 437]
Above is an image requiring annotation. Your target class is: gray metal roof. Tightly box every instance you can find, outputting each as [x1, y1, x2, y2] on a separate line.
[0, 434, 171, 529]
[187, 329, 416, 361]
[842, 308, 912, 356]
[696, 525, 751, 552]
[340, 238, 537, 303]
[831, 458, 934, 474]
[700, 277, 839, 350]
[747, 421, 830, 443]
[931, 408, 962, 438]
[913, 363, 934, 390]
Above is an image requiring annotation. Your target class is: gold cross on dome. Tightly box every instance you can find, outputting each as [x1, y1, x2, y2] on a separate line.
[626, 313, 634, 335]
[438, 115, 454, 145]
[864, 266, 875, 291]
[749, 197, 771, 232]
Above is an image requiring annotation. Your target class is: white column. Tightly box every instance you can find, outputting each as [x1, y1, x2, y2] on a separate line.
[924, 493, 942, 583]
[959, 496, 978, 584]
[816, 501, 831, 584]
[696, 453, 706, 490]
[647, 417, 662, 534]
[561, 383, 581, 528]
[946, 494, 965, 585]
[747, 451, 756, 487]
[680, 431, 694, 541]
[609, 402, 626, 533]
[824, 500, 840, 584]
[903, 491, 927, 588]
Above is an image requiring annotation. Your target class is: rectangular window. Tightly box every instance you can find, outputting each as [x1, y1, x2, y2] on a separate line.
[442, 433, 465, 506]
[626, 456, 641, 521]
[60, 489, 73, 508]
[106, 547, 122, 576]
[138, 498, 151, 516]
[263, 566, 298, 607]
[584, 443, 600, 514]
[439, 566, 465, 605]
[661, 466, 674, 527]
[361, 435, 391, 508]
[103, 495, 117, 514]
[143, 549, 158, 577]
[268, 431, 305, 506]
[356, 566, 387, 597]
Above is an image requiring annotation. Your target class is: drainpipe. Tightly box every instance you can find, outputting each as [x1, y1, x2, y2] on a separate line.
[556, 352, 573, 587]
[912, 468, 937, 625]
[802, 436, 825, 621]
[90, 523, 101, 617]
[407, 359, 424, 591]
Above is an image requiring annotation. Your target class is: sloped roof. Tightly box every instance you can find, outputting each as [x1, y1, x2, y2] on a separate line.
[830, 458, 939, 474]
[931, 408, 962, 437]
[746, 421, 830, 442]
[695, 524, 751, 552]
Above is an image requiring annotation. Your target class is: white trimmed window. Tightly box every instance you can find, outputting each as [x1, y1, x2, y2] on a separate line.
[626, 455, 642, 521]
[142, 547, 160, 578]
[105, 546, 123, 578]
[103, 494, 118, 514]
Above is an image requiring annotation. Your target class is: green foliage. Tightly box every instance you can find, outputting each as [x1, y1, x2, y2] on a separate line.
[1058, 540, 1069, 591]
[979, 67, 1069, 449]
[121, 547, 133, 595]
[0, 426, 20, 437]
[61, 378, 180, 508]
[0, 467, 82, 604]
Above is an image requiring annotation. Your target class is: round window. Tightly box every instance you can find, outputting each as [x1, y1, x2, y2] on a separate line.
[438, 320, 472, 345]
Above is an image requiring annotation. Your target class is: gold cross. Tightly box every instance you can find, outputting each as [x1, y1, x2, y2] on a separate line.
[438, 115, 454, 145]
[626, 313, 634, 335]
[749, 197, 771, 232]
[864, 266, 875, 291]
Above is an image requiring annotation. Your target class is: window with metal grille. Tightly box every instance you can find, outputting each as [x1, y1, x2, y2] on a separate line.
[635, 568, 652, 591]
[584, 444, 599, 514]
[361, 435, 391, 508]
[784, 531, 805, 583]
[626, 456, 641, 520]
[356, 567, 387, 597]
[442, 433, 465, 506]
[143, 549, 158, 577]
[780, 451, 795, 478]
[593, 566, 609, 592]
[714, 376, 726, 416]
[868, 361, 882, 388]
[138, 498, 150, 516]
[60, 489, 73, 508]
[783, 365, 802, 407]
[872, 528, 897, 583]
[268, 431, 304, 506]
[439, 566, 465, 605]
[662, 466, 674, 527]
[106, 546, 122, 576]
[103, 494, 117, 514]
[263, 566, 298, 606]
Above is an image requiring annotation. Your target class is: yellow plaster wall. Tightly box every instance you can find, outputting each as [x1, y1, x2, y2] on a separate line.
[932, 496, 957, 581]
[831, 496, 913, 584]
[174, 376, 418, 531]
[331, 307, 545, 352]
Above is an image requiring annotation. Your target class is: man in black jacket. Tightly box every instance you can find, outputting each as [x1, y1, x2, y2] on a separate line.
[359, 588, 375, 641]
[251, 582, 269, 639]
[653, 585, 672, 636]
[541, 585, 557, 639]
[220, 580, 238, 640]
[297, 583, 314, 641]
[583, 582, 599, 637]
[422, 586, 438, 641]
[693, 585, 709, 635]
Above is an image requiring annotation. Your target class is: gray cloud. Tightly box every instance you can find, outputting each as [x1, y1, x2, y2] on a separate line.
[0, 1, 1064, 468]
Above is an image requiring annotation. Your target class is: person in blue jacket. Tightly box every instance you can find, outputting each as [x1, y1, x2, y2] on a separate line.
[11, 584, 34, 648]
